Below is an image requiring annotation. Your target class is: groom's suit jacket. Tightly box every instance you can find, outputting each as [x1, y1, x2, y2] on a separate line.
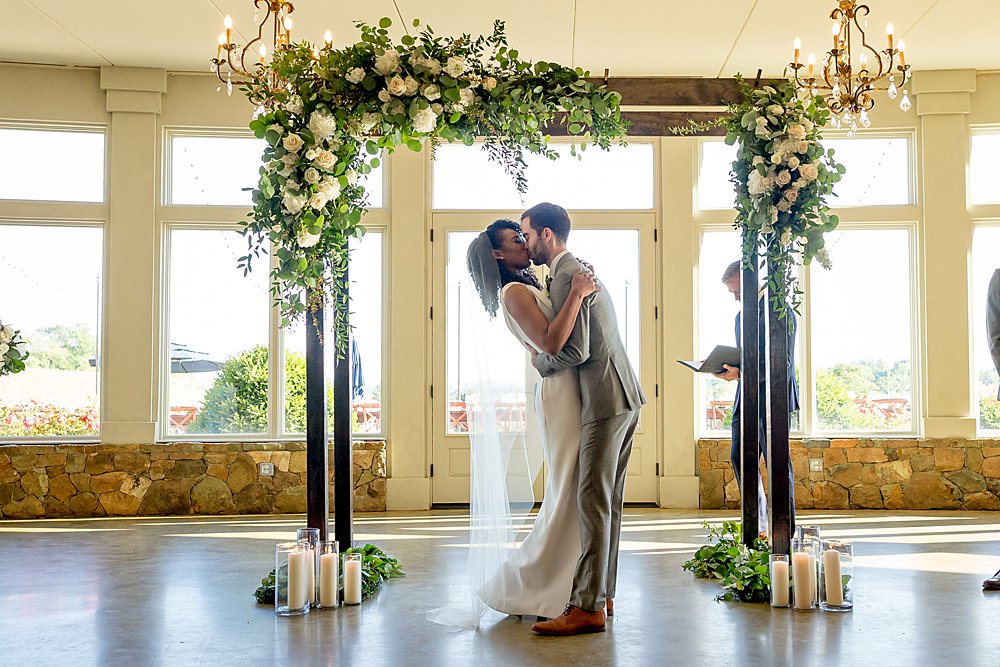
[534, 252, 646, 424]
[989, 269, 1000, 400]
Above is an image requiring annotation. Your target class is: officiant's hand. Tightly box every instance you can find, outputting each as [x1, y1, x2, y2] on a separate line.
[714, 364, 739, 381]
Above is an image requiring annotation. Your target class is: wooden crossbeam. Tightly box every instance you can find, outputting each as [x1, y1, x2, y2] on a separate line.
[583, 76, 743, 107]
[545, 111, 727, 137]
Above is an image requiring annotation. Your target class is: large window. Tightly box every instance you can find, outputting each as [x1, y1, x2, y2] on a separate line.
[0, 126, 105, 202]
[973, 225, 1000, 433]
[165, 228, 270, 435]
[696, 134, 912, 211]
[698, 231, 741, 432]
[0, 224, 103, 438]
[284, 231, 385, 436]
[970, 130, 1000, 205]
[433, 143, 654, 210]
[809, 228, 915, 433]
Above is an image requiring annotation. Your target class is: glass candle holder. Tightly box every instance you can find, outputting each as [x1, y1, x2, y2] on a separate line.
[296, 528, 320, 607]
[275, 541, 311, 616]
[769, 553, 790, 608]
[820, 539, 854, 611]
[791, 539, 818, 611]
[343, 552, 363, 605]
[317, 540, 340, 608]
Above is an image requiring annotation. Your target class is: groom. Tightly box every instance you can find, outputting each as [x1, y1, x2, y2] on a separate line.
[520, 202, 646, 636]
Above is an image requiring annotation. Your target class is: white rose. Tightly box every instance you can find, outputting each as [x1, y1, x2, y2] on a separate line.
[304, 167, 321, 184]
[305, 149, 318, 161]
[378, 89, 392, 103]
[767, 104, 784, 116]
[424, 58, 442, 76]
[421, 83, 441, 101]
[268, 123, 284, 135]
[796, 140, 810, 153]
[458, 88, 476, 109]
[285, 96, 304, 115]
[747, 170, 772, 196]
[752, 156, 765, 166]
[784, 188, 799, 203]
[412, 107, 439, 133]
[771, 152, 783, 165]
[443, 56, 466, 78]
[787, 123, 807, 140]
[799, 163, 819, 182]
[404, 76, 420, 96]
[346, 67, 365, 84]
[282, 192, 307, 214]
[282, 133, 304, 153]
[319, 177, 341, 200]
[280, 153, 297, 167]
[346, 171, 359, 185]
[285, 179, 301, 191]
[308, 111, 337, 140]
[309, 193, 329, 210]
[482, 76, 497, 91]
[387, 75, 407, 96]
[775, 170, 792, 187]
[315, 150, 336, 170]
[297, 227, 321, 248]
[374, 49, 400, 75]
[787, 156, 800, 170]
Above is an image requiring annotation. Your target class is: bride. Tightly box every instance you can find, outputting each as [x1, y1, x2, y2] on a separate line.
[429, 218, 598, 626]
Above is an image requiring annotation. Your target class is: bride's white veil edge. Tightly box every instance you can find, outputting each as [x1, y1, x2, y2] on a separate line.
[425, 231, 541, 629]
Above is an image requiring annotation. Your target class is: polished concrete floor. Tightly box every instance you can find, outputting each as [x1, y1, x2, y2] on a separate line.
[1, 509, 999, 666]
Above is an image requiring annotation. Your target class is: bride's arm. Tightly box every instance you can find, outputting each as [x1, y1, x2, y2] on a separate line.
[503, 271, 598, 356]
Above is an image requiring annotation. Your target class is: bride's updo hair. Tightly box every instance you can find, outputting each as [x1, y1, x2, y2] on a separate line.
[485, 219, 542, 290]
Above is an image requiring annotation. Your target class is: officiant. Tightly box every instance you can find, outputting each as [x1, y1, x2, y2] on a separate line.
[714, 260, 799, 528]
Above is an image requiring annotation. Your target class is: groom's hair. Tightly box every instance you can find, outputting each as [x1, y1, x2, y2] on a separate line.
[722, 261, 741, 282]
[521, 202, 571, 242]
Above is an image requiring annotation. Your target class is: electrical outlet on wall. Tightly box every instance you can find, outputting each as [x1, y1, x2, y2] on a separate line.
[809, 459, 823, 473]
[259, 462, 275, 476]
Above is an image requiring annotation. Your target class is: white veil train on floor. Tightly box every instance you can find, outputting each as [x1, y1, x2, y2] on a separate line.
[426, 233, 542, 629]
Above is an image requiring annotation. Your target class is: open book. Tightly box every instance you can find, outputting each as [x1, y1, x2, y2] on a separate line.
[676, 345, 740, 374]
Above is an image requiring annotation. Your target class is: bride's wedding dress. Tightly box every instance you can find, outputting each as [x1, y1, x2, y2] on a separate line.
[476, 283, 583, 619]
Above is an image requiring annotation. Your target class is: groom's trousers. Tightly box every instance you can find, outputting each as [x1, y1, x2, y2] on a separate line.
[570, 408, 641, 612]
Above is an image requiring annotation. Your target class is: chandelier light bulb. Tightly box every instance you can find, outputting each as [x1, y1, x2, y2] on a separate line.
[217, 32, 226, 46]
[793, 37, 801, 64]
[283, 17, 294, 32]
[324, 30, 333, 47]
[224, 15, 233, 29]
[808, 53, 816, 78]
[897, 39, 907, 68]
[259, 45, 267, 63]
[886, 22, 894, 49]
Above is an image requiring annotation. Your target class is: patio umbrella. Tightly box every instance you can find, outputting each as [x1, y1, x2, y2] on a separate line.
[88, 342, 223, 373]
[351, 339, 365, 399]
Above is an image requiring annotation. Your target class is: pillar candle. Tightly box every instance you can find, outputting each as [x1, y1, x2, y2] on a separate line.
[344, 558, 362, 605]
[287, 549, 308, 610]
[823, 548, 844, 606]
[792, 551, 814, 609]
[771, 560, 789, 606]
[320, 553, 339, 607]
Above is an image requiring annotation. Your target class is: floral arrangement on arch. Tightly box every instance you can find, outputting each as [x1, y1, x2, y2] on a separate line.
[0, 321, 28, 377]
[677, 77, 845, 318]
[239, 17, 628, 354]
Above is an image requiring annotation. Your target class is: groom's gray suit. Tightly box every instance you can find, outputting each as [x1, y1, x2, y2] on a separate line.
[535, 251, 646, 612]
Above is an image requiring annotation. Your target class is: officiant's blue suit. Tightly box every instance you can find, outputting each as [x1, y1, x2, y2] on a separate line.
[730, 305, 799, 508]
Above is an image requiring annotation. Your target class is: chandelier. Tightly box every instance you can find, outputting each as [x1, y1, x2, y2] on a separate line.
[210, 1, 332, 95]
[789, 1, 911, 135]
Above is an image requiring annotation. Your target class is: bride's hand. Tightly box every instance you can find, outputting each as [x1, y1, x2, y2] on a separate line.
[571, 268, 600, 298]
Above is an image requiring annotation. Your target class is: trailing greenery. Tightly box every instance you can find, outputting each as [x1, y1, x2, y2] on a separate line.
[682, 521, 772, 603]
[239, 17, 628, 355]
[673, 76, 844, 321]
[254, 543, 403, 605]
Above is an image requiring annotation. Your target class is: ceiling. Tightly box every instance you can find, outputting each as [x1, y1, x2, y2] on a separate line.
[1, 0, 997, 77]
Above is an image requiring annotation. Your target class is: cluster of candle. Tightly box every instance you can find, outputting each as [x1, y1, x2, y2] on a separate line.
[214, 12, 335, 69]
[276, 530, 364, 616]
[770, 526, 853, 612]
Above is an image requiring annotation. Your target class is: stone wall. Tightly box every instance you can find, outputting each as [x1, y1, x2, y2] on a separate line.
[698, 438, 1000, 511]
[0, 441, 386, 519]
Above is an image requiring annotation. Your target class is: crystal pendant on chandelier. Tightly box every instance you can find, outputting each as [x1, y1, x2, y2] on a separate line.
[210, 62, 217, 73]
[847, 119, 858, 137]
[899, 89, 911, 112]
[859, 109, 872, 128]
[832, 80, 841, 98]
[226, 72, 233, 96]
[887, 76, 898, 100]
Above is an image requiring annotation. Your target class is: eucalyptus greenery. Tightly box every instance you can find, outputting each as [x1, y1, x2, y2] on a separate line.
[0, 321, 29, 377]
[682, 521, 772, 603]
[674, 76, 845, 321]
[239, 17, 628, 354]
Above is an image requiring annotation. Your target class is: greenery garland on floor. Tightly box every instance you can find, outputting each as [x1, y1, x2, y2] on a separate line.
[682, 521, 772, 603]
[239, 17, 627, 354]
[255, 543, 404, 605]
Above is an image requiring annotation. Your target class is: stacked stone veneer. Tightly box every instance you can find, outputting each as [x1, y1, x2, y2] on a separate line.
[0, 441, 386, 519]
[698, 438, 1000, 510]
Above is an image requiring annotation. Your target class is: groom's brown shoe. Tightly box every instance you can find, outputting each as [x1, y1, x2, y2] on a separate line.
[531, 605, 605, 636]
[606, 599, 614, 617]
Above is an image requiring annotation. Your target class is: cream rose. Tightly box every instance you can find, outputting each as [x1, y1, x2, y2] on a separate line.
[482, 76, 498, 91]
[777, 199, 791, 212]
[297, 227, 321, 248]
[775, 170, 792, 187]
[796, 140, 810, 153]
[799, 163, 819, 181]
[787, 156, 800, 170]
[783, 188, 799, 203]
[319, 177, 341, 201]
[309, 192, 329, 210]
[752, 156, 765, 167]
[315, 150, 336, 170]
[387, 75, 406, 96]
[303, 167, 321, 184]
[787, 123, 807, 140]
[282, 192, 307, 214]
[346, 171, 358, 186]
[0, 325, 13, 342]
[412, 107, 438, 134]
[378, 90, 391, 103]
[282, 133, 304, 153]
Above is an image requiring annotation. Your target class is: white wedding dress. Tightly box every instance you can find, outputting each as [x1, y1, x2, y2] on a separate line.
[476, 283, 584, 619]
